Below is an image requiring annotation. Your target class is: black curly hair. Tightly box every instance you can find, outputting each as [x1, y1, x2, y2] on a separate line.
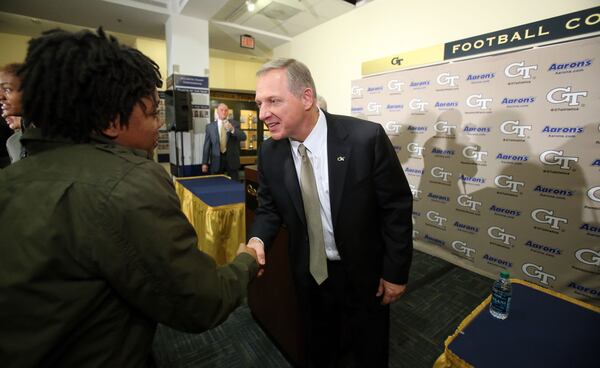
[19, 28, 162, 142]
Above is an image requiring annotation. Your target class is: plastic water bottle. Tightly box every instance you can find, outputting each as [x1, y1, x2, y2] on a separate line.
[489, 271, 511, 320]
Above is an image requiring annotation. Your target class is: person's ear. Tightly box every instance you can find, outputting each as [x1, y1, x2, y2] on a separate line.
[102, 117, 121, 138]
[302, 88, 315, 111]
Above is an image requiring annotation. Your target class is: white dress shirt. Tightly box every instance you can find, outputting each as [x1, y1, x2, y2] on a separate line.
[289, 109, 340, 260]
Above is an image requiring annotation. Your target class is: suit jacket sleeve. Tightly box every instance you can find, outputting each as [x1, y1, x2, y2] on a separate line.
[372, 125, 413, 284]
[248, 143, 282, 251]
[201, 124, 212, 165]
[229, 120, 246, 142]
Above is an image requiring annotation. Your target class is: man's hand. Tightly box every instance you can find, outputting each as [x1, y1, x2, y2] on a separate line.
[237, 242, 257, 260]
[201, 164, 208, 173]
[237, 242, 266, 278]
[246, 238, 266, 277]
[376, 279, 407, 305]
[246, 238, 265, 266]
[224, 121, 233, 133]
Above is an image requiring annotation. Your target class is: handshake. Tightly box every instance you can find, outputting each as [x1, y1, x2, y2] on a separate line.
[237, 238, 266, 276]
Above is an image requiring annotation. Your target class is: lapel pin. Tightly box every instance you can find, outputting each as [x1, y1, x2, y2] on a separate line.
[337, 156, 345, 162]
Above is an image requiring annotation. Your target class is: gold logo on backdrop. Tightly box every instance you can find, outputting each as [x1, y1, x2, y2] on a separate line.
[361, 44, 444, 76]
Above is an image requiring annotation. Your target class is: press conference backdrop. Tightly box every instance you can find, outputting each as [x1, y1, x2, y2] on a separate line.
[351, 36, 600, 306]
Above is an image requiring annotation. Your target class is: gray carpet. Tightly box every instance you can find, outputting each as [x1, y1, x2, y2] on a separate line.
[153, 250, 491, 367]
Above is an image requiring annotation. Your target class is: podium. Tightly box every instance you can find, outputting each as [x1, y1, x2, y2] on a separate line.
[245, 166, 306, 367]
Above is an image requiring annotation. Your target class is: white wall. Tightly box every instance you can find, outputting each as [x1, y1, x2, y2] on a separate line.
[272, 0, 599, 114]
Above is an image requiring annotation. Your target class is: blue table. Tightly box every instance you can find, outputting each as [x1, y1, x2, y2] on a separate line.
[177, 176, 244, 206]
[174, 175, 245, 265]
[436, 279, 600, 368]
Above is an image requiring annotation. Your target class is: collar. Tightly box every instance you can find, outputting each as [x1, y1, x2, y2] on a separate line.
[289, 108, 327, 154]
[20, 127, 150, 158]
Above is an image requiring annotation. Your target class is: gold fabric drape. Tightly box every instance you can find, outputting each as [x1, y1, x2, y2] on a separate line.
[174, 176, 245, 265]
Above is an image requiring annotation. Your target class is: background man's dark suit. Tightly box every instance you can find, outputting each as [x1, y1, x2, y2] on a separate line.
[250, 110, 413, 366]
[202, 119, 246, 181]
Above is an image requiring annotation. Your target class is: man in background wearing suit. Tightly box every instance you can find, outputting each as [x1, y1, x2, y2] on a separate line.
[247, 58, 413, 367]
[202, 103, 246, 181]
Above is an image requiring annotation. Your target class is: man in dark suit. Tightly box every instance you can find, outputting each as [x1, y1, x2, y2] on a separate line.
[201, 103, 246, 181]
[247, 58, 413, 367]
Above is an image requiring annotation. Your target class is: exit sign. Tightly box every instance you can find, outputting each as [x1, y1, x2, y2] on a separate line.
[240, 34, 255, 49]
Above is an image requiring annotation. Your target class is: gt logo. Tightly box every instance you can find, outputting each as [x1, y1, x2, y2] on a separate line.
[575, 248, 600, 266]
[407, 143, 424, 156]
[456, 194, 482, 212]
[384, 121, 402, 135]
[546, 87, 587, 106]
[494, 175, 525, 193]
[431, 167, 452, 182]
[409, 184, 422, 199]
[500, 120, 531, 137]
[587, 186, 600, 202]
[387, 79, 404, 92]
[436, 72, 459, 87]
[462, 145, 488, 162]
[409, 98, 428, 112]
[488, 226, 516, 245]
[531, 208, 568, 230]
[504, 61, 538, 79]
[391, 57, 404, 65]
[433, 121, 457, 135]
[366, 102, 381, 115]
[426, 210, 447, 227]
[539, 150, 578, 170]
[452, 240, 475, 258]
[466, 94, 493, 109]
[351, 86, 363, 98]
[522, 263, 556, 285]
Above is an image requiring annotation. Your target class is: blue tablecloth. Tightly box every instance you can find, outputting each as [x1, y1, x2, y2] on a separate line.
[446, 281, 600, 368]
[177, 176, 244, 207]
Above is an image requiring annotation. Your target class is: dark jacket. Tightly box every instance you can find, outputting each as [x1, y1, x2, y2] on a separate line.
[0, 117, 12, 168]
[0, 128, 257, 367]
[202, 119, 246, 173]
[250, 111, 413, 297]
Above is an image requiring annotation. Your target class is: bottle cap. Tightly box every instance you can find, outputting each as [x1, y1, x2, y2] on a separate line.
[500, 271, 510, 279]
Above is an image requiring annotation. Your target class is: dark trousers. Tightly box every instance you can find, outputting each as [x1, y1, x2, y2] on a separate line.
[300, 261, 390, 368]
[218, 153, 239, 181]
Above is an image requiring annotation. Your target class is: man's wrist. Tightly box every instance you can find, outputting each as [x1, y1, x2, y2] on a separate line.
[248, 237, 264, 247]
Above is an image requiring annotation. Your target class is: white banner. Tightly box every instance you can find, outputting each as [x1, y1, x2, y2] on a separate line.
[351, 36, 600, 305]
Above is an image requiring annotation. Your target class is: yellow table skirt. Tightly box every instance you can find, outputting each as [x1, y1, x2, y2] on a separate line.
[174, 175, 245, 265]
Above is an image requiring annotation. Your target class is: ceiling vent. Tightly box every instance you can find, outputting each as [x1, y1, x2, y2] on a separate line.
[259, 1, 301, 21]
[126, 0, 169, 9]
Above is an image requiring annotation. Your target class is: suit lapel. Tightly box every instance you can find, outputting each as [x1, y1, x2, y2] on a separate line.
[326, 112, 350, 230]
[279, 140, 305, 225]
[211, 121, 219, 141]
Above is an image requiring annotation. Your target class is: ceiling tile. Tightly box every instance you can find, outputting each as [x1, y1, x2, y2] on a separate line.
[312, 0, 354, 20]
[273, 22, 306, 37]
[241, 13, 281, 32]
